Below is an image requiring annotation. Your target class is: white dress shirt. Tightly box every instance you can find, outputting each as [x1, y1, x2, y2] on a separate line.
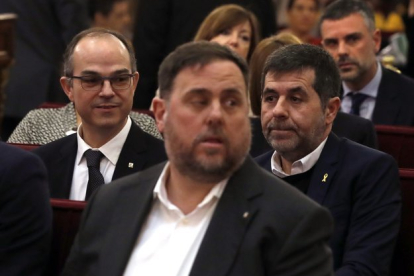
[123, 163, 228, 276]
[271, 137, 328, 178]
[341, 62, 382, 120]
[69, 117, 132, 200]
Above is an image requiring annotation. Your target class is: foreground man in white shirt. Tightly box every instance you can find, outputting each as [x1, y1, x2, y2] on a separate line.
[62, 41, 334, 276]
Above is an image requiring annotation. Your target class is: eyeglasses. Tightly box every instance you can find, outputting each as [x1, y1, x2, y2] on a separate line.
[69, 74, 134, 91]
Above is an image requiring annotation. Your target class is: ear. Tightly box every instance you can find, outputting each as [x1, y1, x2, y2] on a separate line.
[60, 77, 74, 102]
[152, 97, 167, 134]
[325, 97, 340, 125]
[131, 72, 139, 94]
[372, 28, 382, 54]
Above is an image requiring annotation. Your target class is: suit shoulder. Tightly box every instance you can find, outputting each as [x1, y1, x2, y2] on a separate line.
[33, 134, 76, 157]
[254, 150, 274, 165]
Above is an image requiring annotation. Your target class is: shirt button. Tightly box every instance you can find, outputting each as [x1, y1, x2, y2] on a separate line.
[182, 218, 188, 225]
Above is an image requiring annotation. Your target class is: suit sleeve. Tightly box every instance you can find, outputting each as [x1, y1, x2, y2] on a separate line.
[336, 154, 401, 276]
[274, 206, 334, 276]
[0, 150, 52, 276]
[132, 0, 171, 109]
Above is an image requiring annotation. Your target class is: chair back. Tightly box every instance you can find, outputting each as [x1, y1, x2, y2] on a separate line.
[390, 169, 414, 276]
[7, 142, 40, 151]
[49, 198, 86, 275]
[375, 125, 414, 168]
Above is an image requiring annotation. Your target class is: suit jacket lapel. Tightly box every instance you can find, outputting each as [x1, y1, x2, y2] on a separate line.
[112, 123, 150, 179]
[99, 162, 166, 275]
[372, 68, 400, 125]
[52, 136, 77, 198]
[307, 133, 340, 205]
[190, 157, 262, 276]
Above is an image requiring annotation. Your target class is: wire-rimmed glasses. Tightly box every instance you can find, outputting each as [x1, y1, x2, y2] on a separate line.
[69, 74, 134, 91]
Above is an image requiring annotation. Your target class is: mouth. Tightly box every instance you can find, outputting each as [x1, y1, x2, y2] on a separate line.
[95, 104, 118, 110]
[338, 62, 355, 70]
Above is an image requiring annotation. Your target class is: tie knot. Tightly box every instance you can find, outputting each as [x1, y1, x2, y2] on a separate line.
[84, 149, 103, 168]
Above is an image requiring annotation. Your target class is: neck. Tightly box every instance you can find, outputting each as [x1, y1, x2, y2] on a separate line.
[345, 62, 378, 91]
[166, 164, 217, 215]
[80, 119, 127, 148]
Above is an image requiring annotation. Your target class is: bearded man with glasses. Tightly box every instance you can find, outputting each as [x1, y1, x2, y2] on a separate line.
[33, 28, 167, 201]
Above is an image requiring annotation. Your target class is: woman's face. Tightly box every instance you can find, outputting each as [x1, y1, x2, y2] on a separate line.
[210, 20, 252, 60]
[287, 0, 319, 35]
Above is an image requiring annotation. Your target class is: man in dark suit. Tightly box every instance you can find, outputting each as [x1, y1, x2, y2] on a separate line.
[0, 0, 89, 140]
[132, 0, 277, 109]
[0, 142, 52, 276]
[320, 0, 414, 126]
[61, 41, 334, 276]
[34, 28, 166, 200]
[255, 44, 400, 276]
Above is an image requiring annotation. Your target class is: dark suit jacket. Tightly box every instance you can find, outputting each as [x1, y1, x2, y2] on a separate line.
[255, 133, 401, 276]
[62, 157, 334, 276]
[250, 112, 377, 157]
[0, 0, 88, 118]
[340, 66, 414, 126]
[33, 122, 167, 199]
[0, 142, 52, 276]
[132, 0, 277, 109]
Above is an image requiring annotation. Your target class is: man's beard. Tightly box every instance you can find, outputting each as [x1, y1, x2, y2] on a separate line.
[164, 122, 251, 184]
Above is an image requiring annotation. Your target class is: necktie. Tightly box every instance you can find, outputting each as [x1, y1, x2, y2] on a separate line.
[350, 92, 368, 116]
[84, 149, 105, 200]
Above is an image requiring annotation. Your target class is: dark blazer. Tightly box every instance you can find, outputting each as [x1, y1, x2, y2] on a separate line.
[250, 112, 377, 157]
[0, 142, 52, 276]
[33, 122, 167, 199]
[62, 157, 334, 276]
[0, 0, 88, 119]
[132, 0, 277, 109]
[255, 133, 401, 276]
[340, 67, 414, 126]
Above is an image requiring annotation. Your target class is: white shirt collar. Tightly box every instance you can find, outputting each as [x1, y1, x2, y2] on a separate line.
[153, 162, 228, 214]
[271, 136, 328, 178]
[343, 62, 382, 98]
[75, 117, 132, 166]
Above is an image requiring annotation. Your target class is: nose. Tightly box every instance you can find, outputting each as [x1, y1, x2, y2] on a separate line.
[206, 100, 224, 126]
[99, 79, 115, 97]
[271, 97, 288, 119]
[337, 41, 349, 56]
[228, 32, 239, 47]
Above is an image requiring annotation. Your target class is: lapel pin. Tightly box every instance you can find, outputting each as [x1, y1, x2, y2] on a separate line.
[322, 173, 328, 182]
[128, 162, 134, 168]
[243, 212, 249, 219]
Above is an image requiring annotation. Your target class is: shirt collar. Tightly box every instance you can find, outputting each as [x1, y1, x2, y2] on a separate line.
[76, 117, 132, 165]
[271, 136, 328, 178]
[343, 62, 382, 98]
[153, 162, 228, 212]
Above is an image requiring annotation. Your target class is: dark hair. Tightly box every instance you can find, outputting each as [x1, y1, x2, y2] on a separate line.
[194, 4, 260, 61]
[88, 0, 127, 19]
[249, 33, 302, 116]
[158, 41, 249, 100]
[62, 28, 136, 78]
[319, 0, 375, 32]
[262, 44, 340, 109]
[287, 0, 320, 11]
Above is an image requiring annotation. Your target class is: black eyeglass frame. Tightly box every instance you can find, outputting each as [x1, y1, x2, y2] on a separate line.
[68, 73, 135, 91]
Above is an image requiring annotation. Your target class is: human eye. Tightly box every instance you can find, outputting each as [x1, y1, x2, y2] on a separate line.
[113, 74, 130, 84]
[323, 39, 337, 49]
[262, 94, 277, 103]
[219, 28, 231, 35]
[346, 34, 360, 45]
[290, 96, 302, 103]
[81, 76, 101, 89]
[241, 35, 251, 42]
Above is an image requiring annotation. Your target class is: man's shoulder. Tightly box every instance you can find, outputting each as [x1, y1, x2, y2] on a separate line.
[254, 150, 274, 165]
[381, 68, 414, 92]
[32, 134, 76, 157]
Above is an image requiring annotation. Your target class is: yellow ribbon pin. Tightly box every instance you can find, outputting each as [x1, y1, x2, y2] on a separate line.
[322, 173, 328, 182]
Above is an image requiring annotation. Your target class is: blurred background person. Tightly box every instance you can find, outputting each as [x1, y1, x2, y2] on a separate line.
[282, 0, 322, 45]
[88, 0, 132, 38]
[132, 0, 276, 109]
[194, 4, 260, 62]
[0, 0, 89, 141]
